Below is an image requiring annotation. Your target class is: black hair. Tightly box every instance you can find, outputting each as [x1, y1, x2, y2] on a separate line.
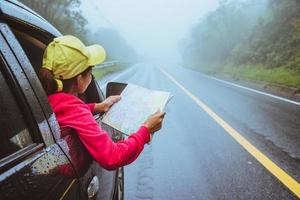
[38, 66, 93, 95]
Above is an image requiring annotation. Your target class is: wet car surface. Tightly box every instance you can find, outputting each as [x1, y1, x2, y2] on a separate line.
[0, 1, 124, 199]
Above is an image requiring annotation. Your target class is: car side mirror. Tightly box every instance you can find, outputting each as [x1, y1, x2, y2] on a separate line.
[106, 82, 127, 98]
[102, 82, 127, 141]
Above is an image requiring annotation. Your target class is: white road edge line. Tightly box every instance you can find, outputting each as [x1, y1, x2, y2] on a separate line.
[100, 66, 137, 90]
[205, 75, 300, 106]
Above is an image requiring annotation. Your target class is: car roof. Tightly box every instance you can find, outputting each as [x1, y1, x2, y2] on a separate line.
[0, 0, 61, 38]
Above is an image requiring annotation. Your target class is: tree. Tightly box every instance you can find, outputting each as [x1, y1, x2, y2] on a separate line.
[180, 0, 267, 68]
[19, 0, 88, 41]
[87, 28, 139, 62]
[20, 0, 140, 63]
[236, 0, 300, 71]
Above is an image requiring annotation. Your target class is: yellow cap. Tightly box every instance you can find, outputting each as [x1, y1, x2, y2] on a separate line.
[42, 35, 106, 80]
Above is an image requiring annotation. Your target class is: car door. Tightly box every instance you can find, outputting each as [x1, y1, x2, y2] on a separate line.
[1, 15, 119, 200]
[0, 26, 79, 200]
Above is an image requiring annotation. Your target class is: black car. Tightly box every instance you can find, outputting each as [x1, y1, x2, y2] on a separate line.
[0, 0, 125, 199]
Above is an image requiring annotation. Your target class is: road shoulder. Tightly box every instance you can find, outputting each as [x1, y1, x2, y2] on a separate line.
[207, 72, 300, 102]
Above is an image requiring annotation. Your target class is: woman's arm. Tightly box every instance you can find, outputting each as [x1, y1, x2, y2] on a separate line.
[69, 113, 150, 170]
[93, 95, 121, 113]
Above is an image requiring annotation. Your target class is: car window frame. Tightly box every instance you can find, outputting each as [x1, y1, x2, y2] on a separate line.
[0, 22, 60, 143]
[0, 23, 62, 172]
[4, 17, 106, 132]
[1, 18, 102, 179]
[0, 50, 44, 173]
[0, 0, 61, 40]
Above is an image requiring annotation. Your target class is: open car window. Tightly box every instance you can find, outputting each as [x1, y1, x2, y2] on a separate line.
[11, 28, 104, 109]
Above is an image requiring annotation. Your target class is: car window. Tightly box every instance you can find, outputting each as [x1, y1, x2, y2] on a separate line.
[0, 66, 33, 160]
[12, 29, 47, 72]
[12, 28, 104, 107]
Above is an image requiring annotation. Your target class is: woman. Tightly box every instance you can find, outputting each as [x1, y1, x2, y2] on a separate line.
[39, 35, 165, 170]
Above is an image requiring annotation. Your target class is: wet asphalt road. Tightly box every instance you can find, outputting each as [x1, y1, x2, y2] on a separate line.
[99, 63, 300, 200]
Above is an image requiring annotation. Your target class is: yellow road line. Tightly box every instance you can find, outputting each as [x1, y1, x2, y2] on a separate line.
[59, 179, 76, 200]
[160, 68, 300, 198]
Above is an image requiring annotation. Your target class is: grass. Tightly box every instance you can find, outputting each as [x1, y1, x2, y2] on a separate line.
[222, 65, 300, 89]
[194, 64, 300, 90]
[92, 64, 126, 81]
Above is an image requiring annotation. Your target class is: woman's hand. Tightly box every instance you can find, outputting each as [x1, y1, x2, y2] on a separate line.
[94, 95, 121, 113]
[143, 110, 166, 134]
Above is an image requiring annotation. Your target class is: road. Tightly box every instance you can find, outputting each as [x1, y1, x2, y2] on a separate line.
[99, 63, 300, 200]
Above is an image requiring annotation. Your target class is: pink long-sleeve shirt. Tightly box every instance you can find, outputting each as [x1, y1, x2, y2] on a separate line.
[48, 92, 150, 170]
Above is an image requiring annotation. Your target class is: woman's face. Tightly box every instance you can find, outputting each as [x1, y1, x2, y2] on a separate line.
[77, 69, 92, 94]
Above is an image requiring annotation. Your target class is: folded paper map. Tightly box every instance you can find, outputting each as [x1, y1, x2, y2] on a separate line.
[101, 84, 172, 135]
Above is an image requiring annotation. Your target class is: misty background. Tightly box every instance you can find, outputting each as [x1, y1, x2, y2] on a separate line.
[19, 0, 300, 88]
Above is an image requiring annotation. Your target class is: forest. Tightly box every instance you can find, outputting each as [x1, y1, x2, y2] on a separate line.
[18, 0, 138, 62]
[180, 0, 300, 88]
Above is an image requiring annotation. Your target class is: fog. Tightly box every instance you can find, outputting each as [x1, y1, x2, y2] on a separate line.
[81, 0, 219, 62]
[18, 0, 273, 69]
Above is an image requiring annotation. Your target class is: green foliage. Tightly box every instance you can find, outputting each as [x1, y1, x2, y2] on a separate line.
[19, 0, 88, 40]
[18, 0, 139, 63]
[181, 0, 300, 87]
[180, 0, 267, 66]
[235, 0, 300, 72]
[222, 65, 300, 89]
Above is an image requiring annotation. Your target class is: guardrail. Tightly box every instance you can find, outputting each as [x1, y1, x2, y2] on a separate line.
[94, 61, 120, 69]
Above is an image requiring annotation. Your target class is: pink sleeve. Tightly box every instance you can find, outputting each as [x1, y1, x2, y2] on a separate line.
[63, 105, 150, 170]
[87, 103, 96, 112]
